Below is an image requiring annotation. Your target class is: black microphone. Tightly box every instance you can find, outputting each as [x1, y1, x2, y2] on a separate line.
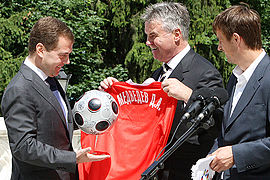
[180, 88, 213, 122]
[194, 87, 228, 122]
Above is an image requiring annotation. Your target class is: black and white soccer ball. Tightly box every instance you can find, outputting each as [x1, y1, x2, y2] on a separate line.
[73, 90, 119, 135]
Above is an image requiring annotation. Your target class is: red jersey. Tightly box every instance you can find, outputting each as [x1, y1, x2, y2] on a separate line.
[79, 82, 177, 180]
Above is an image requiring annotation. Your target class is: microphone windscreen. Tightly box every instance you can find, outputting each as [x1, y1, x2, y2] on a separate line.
[191, 88, 213, 101]
[213, 87, 229, 105]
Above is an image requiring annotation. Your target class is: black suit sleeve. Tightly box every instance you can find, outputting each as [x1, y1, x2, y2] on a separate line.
[175, 62, 224, 141]
[194, 68, 224, 143]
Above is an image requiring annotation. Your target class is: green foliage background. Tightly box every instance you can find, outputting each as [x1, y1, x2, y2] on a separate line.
[0, 0, 269, 115]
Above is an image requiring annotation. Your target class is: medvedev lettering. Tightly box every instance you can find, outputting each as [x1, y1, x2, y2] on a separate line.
[116, 90, 162, 111]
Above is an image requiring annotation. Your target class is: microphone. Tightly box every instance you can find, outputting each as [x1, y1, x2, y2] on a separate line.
[180, 88, 213, 122]
[194, 87, 228, 123]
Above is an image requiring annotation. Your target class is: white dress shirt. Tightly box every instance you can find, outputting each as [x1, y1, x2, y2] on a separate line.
[230, 50, 266, 117]
[24, 57, 68, 123]
[158, 44, 191, 81]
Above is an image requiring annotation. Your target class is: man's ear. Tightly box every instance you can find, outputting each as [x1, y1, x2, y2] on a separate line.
[36, 43, 45, 58]
[173, 28, 182, 42]
[232, 33, 241, 46]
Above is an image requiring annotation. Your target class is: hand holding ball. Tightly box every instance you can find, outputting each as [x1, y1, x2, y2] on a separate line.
[73, 90, 119, 135]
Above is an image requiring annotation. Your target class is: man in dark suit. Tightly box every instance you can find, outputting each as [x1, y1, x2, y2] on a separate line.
[1, 16, 109, 180]
[209, 4, 270, 179]
[100, 2, 223, 179]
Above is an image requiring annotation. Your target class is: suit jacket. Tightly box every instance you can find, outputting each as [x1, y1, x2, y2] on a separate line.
[152, 49, 223, 144]
[1, 64, 77, 180]
[213, 53, 270, 180]
[151, 48, 223, 180]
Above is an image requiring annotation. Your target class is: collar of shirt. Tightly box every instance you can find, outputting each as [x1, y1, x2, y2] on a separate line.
[230, 49, 266, 117]
[24, 57, 68, 123]
[166, 44, 191, 70]
[159, 44, 190, 82]
[232, 49, 266, 85]
[24, 57, 48, 82]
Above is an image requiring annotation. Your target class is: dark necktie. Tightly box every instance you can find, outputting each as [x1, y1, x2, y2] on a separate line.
[45, 77, 68, 128]
[159, 63, 170, 82]
[46, 77, 58, 91]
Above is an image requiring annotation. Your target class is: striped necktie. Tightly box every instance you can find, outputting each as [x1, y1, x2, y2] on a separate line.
[159, 63, 170, 82]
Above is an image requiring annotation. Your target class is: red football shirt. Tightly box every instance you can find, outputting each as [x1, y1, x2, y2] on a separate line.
[79, 81, 177, 180]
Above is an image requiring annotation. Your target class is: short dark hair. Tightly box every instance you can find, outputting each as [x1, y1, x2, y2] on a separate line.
[213, 3, 262, 50]
[28, 16, 74, 55]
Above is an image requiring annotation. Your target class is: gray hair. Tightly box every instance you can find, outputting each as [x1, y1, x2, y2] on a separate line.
[141, 2, 190, 41]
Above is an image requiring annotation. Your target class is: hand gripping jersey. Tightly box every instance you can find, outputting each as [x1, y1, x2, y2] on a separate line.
[79, 82, 177, 180]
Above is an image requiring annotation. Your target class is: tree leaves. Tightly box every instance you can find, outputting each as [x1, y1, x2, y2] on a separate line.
[1, 0, 269, 115]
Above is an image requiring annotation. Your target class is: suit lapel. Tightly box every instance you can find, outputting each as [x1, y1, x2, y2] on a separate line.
[65, 97, 74, 140]
[224, 55, 270, 131]
[56, 81, 74, 139]
[169, 49, 195, 81]
[20, 64, 70, 134]
[152, 67, 163, 81]
[169, 62, 184, 81]
[222, 76, 237, 136]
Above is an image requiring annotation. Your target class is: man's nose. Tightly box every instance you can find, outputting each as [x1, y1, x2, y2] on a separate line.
[65, 57, 70, 65]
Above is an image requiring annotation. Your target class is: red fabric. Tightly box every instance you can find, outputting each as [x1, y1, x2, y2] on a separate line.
[79, 82, 177, 180]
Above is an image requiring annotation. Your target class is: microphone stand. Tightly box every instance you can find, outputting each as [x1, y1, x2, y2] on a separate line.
[140, 116, 214, 180]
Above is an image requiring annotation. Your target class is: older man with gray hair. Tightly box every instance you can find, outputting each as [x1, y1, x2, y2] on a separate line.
[100, 2, 223, 179]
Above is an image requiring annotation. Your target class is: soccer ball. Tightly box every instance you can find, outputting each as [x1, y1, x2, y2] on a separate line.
[72, 90, 119, 135]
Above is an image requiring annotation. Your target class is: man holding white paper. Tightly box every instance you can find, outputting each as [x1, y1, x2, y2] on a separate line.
[209, 3, 270, 179]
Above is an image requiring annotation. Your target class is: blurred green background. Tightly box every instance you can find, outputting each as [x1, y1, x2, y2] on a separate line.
[0, 0, 269, 115]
